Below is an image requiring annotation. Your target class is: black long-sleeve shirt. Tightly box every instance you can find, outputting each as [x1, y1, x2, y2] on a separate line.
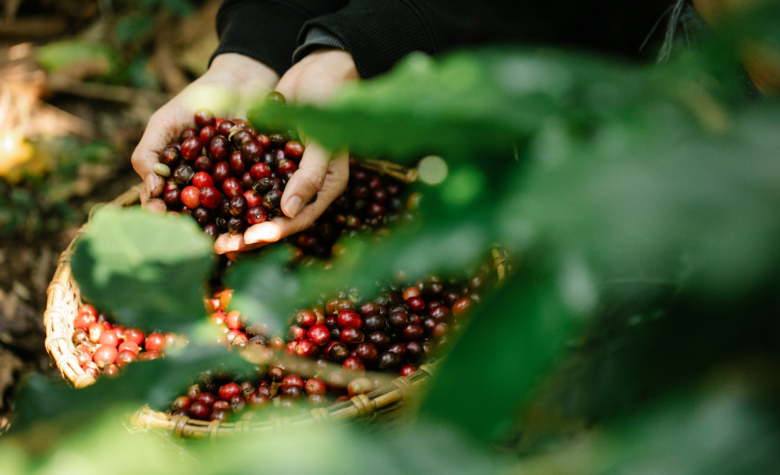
[212, 0, 674, 78]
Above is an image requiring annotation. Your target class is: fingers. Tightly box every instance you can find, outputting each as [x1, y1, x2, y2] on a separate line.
[131, 104, 189, 203]
[212, 152, 348, 254]
[144, 198, 167, 214]
[281, 141, 331, 218]
[214, 233, 266, 255]
[242, 152, 349, 247]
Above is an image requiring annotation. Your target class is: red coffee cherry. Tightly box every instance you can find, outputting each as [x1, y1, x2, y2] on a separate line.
[295, 310, 317, 328]
[92, 345, 118, 368]
[402, 287, 421, 300]
[180, 186, 200, 209]
[98, 330, 119, 347]
[305, 378, 327, 395]
[407, 297, 426, 312]
[244, 189, 262, 208]
[355, 343, 378, 364]
[221, 177, 243, 197]
[340, 327, 364, 346]
[225, 311, 243, 330]
[194, 109, 216, 128]
[342, 357, 365, 374]
[79, 304, 98, 319]
[116, 350, 137, 368]
[180, 128, 197, 141]
[145, 333, 166, 353]
[282, 374, 304, 389]
[199, 186, 221, 209]
[452, 297, 473, 317]
[284, 140, 304, 159]
[248, 393, 269, 408]
[337, 310, 362, 329]
[399, 365, 416, 377]
[192, 171, 214, 189]
[296, 339, 320, 358]
[209, 136, 230, 161]
[199, 125, 218, 146]
[172, 396, 192, 411]
[73, 312, 96, 330]
[219, 382, 241, 401]
[246, 206, 267, 225]
[217, 120, 234, 136]
[138, 351, 162, 361]
[347, 377, 373, 397]
[188, 401, 211, 420]
[180, 136, 202, 161]
[249, 162, 271, 181]
[307, 324, 330, 346]
[124, 328, 145, 345]
[88, 322, 106, 343]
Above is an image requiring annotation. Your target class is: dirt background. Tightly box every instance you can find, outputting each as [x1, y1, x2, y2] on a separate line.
[0, 0, 221, 432]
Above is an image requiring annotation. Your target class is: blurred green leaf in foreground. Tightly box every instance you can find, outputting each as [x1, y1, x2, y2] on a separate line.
[70, 207, 214, 331]
[9, 3, 780, 474]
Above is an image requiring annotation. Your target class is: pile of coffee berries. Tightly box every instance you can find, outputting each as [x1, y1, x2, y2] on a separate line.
[155, 92, 409, 255]
[72, 304, 182, 379]
[169, 267, 492, 422]
[278, 157, 412, 261]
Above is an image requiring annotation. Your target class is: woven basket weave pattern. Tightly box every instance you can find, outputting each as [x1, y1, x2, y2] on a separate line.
[45, 183, 144, 388]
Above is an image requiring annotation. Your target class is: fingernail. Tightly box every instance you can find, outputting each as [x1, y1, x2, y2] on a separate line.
[284, 195, 304, 218]
[145, 174, 156, 198]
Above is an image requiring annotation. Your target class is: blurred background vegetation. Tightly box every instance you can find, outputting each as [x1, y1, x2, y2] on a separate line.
[0, 0, 219, 430]
[2, 0, 780, 474]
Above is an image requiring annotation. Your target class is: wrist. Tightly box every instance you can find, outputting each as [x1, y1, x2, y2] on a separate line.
[301, 49, 359, 81]
[208, 53, 280, 86]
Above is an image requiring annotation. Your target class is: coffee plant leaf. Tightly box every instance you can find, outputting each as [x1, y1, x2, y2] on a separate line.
[71, 207, 214, 331]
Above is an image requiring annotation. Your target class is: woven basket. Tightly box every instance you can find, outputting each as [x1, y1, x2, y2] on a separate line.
[131, 246, 509, 439]
[44, 160, 511, 438]
[44, 159, 418, 389]
[45, 183, 145, 389]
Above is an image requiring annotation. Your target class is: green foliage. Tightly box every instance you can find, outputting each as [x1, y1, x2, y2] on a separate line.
[36, 40, 119, 77]
[0, 138, 118, 239]
[115, 13, 156, 45]
[10, 344, 252, 441]
[9, 4, 780, 474]
[70, 207, 214, 331]
[422, 262, 581, 441]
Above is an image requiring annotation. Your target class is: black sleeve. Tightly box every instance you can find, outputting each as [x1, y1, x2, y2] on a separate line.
[211, 0, 349, 75]
[300, 0, 674, 78]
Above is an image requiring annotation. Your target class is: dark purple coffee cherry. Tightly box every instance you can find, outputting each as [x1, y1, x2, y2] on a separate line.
[160, 145, 182, 166]
[228, 195, 248, 216]
[192, 205, 212, 227]
[203, 223, 218, 239]
[377, 352, 402, 372]
[228, 216, 246, 234]
[263, 189, 282, 209]
[328, 343, 350, 363]
[253, 178, 274, 195]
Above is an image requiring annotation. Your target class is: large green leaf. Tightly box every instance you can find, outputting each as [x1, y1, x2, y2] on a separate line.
[420, 258, 582, 442]
[515, 385, 780, 475]
[70, 207, 214, 331]
[249, 49, 728, 162]
[10, 344, 252, 442]
[226, 221, 492, 331]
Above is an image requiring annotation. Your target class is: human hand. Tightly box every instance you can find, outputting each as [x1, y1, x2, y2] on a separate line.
[214, 49, 359, 255]
[131, 53, 280, 211]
